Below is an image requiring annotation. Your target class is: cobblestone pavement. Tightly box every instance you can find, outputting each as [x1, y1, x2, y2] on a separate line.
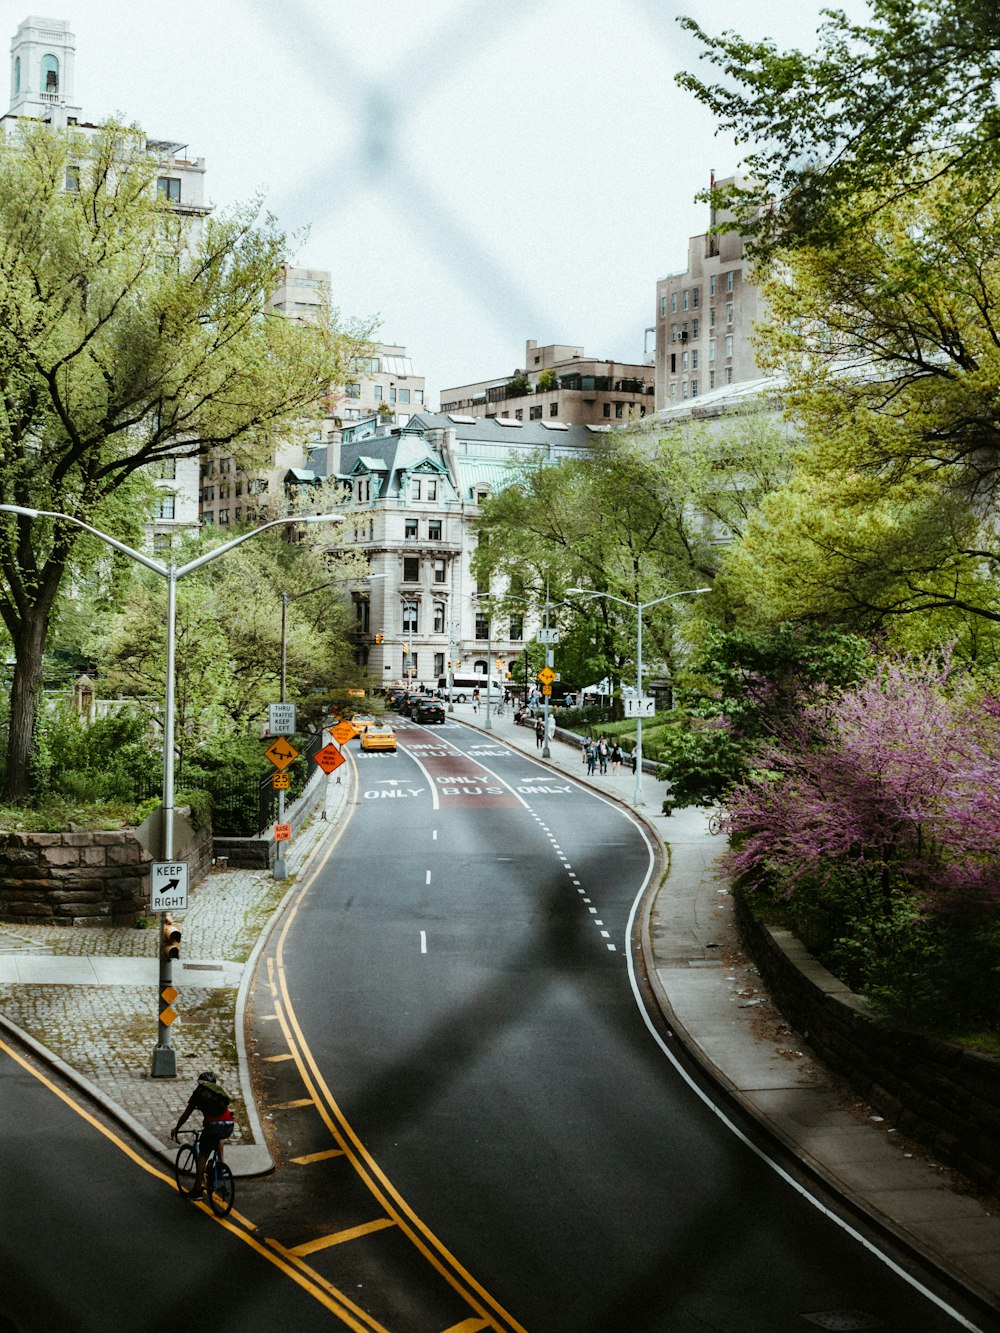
[0, 772, 349, 1153]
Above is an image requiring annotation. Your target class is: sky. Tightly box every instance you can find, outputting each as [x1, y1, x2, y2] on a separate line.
[13, 0, 872, 404]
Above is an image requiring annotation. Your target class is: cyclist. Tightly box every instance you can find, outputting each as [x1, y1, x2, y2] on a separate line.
[171, 1070, 235, 1198]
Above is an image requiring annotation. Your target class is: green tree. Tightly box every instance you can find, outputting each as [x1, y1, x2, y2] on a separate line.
[677, 0, 1000, 256]
[91, 536, 367, 763]
[0, 120, 367, 799]
[472, 411, 788, 684]
[717, 165, 1000, 654]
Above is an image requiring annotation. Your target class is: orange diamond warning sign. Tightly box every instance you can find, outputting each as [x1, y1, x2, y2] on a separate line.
[331, 720, 357, 744]
[314, 743, 346, 774]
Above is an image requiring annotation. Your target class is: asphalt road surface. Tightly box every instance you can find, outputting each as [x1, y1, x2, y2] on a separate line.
[245, 716, 981, 1333]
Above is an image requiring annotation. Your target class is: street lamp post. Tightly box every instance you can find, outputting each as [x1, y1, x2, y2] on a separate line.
[566, 585, 710, 805]
[0, 504, 343, 1076]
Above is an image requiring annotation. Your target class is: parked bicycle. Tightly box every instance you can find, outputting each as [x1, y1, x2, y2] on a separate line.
[173, 1128, 235, 1217]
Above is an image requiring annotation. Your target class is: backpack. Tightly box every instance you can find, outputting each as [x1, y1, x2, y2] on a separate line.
[197, 1080, 232, 1117]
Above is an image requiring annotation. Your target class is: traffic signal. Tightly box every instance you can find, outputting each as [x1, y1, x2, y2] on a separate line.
[374, 631, 384, 644]
[161, 914, 182, 961]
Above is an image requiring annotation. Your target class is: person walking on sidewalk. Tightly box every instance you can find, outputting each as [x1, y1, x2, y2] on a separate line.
[581, 733, 593, 767]
[597, 735, 609, 774]
[584, 736, 597, 775]
[171, 1071, 235, 1198]
[535, 715, 545, 748]
[610, 741, 623, 775]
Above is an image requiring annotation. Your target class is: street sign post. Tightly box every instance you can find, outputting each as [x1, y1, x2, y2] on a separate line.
[537, 665, 556, 686]
[150, 862, 189, 913]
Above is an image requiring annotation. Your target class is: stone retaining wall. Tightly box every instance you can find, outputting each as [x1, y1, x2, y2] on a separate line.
[0, 817, 213, 927]
[735, 888, 1000, 1193]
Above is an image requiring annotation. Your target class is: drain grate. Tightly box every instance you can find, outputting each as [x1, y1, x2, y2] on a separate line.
[803, 1312, 883, 1330]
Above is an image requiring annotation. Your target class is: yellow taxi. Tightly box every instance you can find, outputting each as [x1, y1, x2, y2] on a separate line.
[360, 724, 397, 753]
[348, 714, 378, 735]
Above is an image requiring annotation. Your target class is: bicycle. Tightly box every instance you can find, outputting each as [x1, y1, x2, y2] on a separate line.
[173, 1128, 235, 1217]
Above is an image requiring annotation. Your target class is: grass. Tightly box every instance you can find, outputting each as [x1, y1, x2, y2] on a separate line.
[0, 795, 149, 832]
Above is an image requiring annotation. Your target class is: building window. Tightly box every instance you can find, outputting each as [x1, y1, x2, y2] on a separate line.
[692, 350, 699, 369]
[670, 383, 678, 401]
[515, 409, 523, 420]
[65, 166, 79, 192]
[405, 519, 418, 539]
[475, 615, 490, 641]
[709, 370, 715, 389]
[603, 403, 611, 418]
[219, 457, 231, 473]
[529, 405, 542, 420]
[726, 270, 735, 292]
[346, 382, 361, 399]
[415, 390, 424, 404]
[433, 559, 446, 582]
[692, 318, 699, 339]
[412, 478, 421, 500]
[402, 603, 419, 633]
[433, 602, 445, 633]
[157, 177, 181, 203]
[709, 339, 716, 362]
[426, 480, 437, 500]
[681, 352, 689, 372]
[403, 557, 420, 582]
[549, 402, 559, 416]
[682, 289, 690, 310]
[203, 512, 214, 525]
[218, 508, 229, 524]
[373, 384, 383, 401]
[681, 382, 689, 401]
[153, 532, 171, 554]
[691, 380, 698, 397]
[726, 302, 734, 325]
[13, 56, 20, 95]
[155, 494, 176, 520]
[709, 274, 717, 297]
[692, 287, 700, 308]
[433, 651, 445, 677]
[725, 366, 733, 384]
[41, 54, 59, 94]
[389, 387, 397, 404]
[670, 292, 677, 313]
[725, 335, 734, 358]
[428, 519, 442, 541]
[399, 388, 410, 404]
[615, 402, 624, 418]
[201, 485, 214, 502]
[509, 615, 524, 640]
[709, 307, 716, 328]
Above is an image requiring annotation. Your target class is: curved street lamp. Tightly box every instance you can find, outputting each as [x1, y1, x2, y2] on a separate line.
[0, 503, 344, 1075]
[566, 585, 710, 805]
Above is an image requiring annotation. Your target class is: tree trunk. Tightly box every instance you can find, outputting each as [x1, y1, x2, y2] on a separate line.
[5, 610, 51, 803]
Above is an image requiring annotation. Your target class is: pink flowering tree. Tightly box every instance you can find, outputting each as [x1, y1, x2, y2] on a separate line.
[725, 653, 1000, 1025]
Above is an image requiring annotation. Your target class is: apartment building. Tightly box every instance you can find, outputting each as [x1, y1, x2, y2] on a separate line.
[654, 176, 766, 410]
[440, 340, 654, 425]
[297, 411, 604, 687]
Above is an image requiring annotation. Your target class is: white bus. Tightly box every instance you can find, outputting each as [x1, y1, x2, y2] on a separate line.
[437, 673, 505, 702]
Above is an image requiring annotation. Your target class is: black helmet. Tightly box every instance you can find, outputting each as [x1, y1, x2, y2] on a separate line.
[197, 1070, 217, 1083]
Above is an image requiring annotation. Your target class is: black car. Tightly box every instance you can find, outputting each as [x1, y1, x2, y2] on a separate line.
[413, 696, 446, 724]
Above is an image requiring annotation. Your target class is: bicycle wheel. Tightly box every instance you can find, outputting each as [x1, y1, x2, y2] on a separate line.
[174, 1144, 198, 1197]
[207, 1157, 235, 1217]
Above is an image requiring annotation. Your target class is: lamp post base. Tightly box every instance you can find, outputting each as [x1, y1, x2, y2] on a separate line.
[150, 1044, 177, 1078]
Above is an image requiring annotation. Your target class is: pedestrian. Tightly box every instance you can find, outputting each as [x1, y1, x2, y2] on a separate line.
[610, 741, 623, 775]
[630, 750, 637, 774]
[597, 734, 609, 774]
[472, 687, 480, 714]
[585, 737, 597, 775]
[546, 710, 556, 744]
[535, 715, 545, 748]
[581, 733, 593, 766]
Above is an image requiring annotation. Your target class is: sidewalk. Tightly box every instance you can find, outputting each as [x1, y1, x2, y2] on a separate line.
[1, 708, 998, 1321]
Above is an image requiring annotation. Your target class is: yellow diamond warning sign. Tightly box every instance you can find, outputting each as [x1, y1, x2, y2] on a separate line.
[264, 737, 299, 771]
[537, 666, 556, 685]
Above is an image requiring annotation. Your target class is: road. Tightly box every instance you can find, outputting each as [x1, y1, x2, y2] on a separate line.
[243, 715, 979, 1332]
[0, 1039, 355, 1333]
